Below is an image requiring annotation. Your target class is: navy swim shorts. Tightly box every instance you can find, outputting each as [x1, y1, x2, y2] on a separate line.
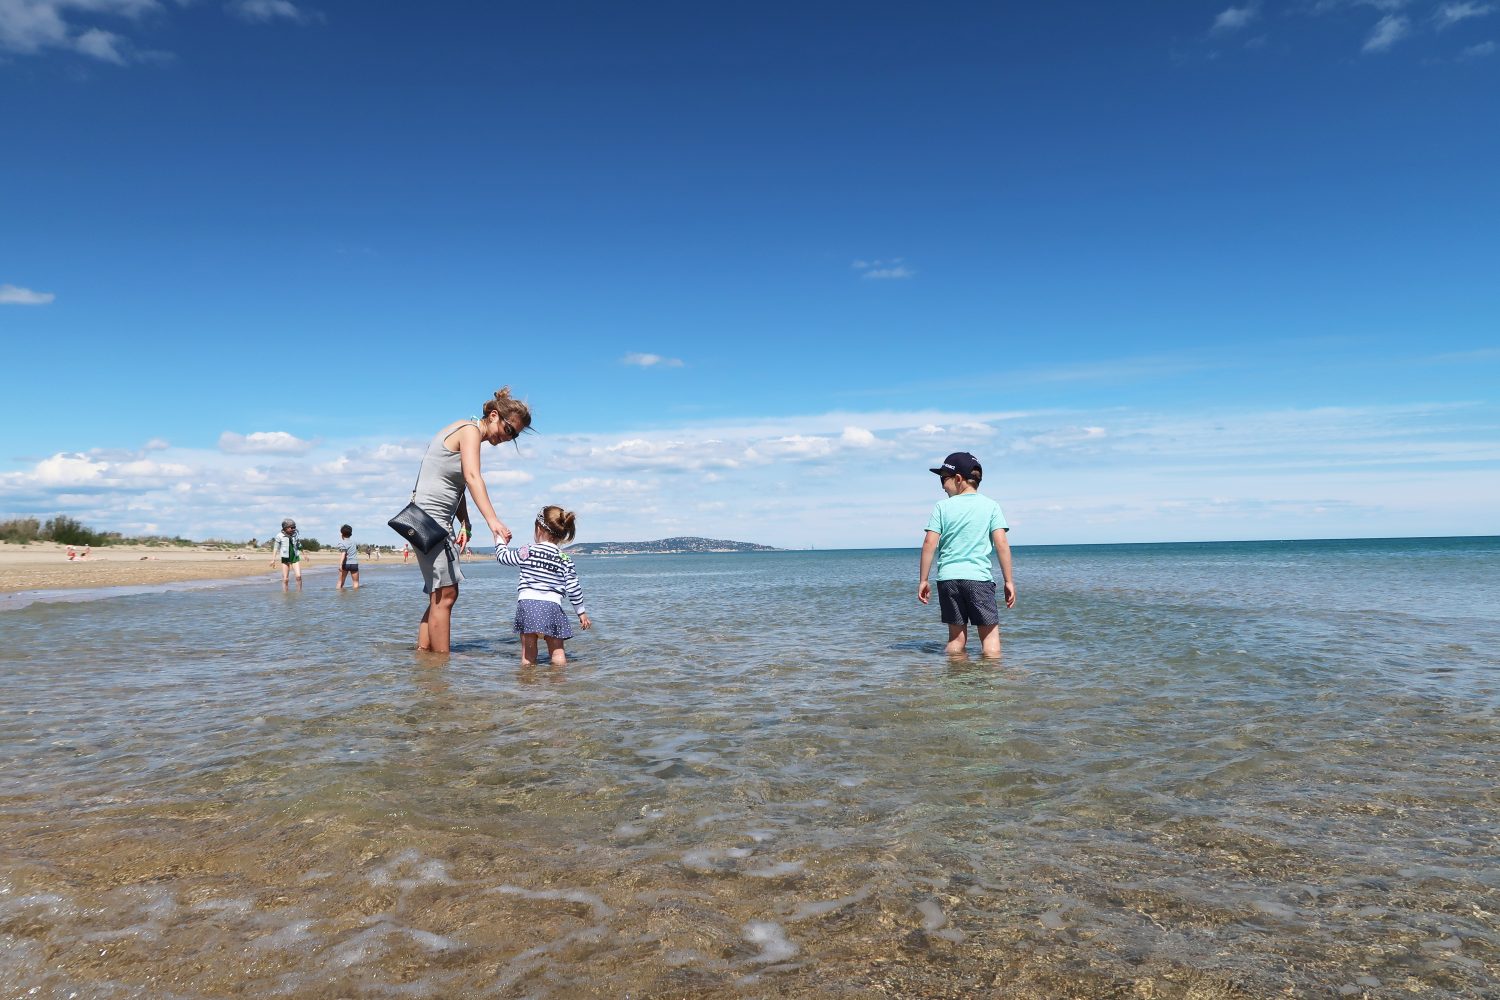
[937, 579, 999, 626]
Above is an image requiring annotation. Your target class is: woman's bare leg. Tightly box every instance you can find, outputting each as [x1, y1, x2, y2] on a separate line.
[418, 585, 458, 652]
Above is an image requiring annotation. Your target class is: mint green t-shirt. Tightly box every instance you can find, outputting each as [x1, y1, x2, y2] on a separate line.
[925, 492, 1008, 582]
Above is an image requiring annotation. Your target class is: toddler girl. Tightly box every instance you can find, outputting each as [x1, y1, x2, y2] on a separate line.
[495, 506, 591, 665]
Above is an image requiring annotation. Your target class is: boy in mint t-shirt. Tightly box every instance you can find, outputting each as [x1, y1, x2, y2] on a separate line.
[918, 451, 1016, 658]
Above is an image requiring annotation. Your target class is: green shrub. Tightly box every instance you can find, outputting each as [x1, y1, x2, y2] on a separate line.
[300, 537, 322, 552]
[0, 518, 41, 543]
[42, 515, 110, 546]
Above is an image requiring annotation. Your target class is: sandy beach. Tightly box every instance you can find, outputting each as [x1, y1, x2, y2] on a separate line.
[0, 541, 502, 593]
[0, 541, 400, 594]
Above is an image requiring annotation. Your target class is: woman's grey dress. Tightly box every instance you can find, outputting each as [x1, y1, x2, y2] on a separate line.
[412, 422, 473, 593]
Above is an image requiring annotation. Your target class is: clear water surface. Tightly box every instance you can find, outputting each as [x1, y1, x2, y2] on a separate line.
[2, 537, 1497, 998]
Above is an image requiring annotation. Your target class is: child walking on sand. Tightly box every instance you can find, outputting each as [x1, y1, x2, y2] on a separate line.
[918, 452, 1016, 658]
[334, 524, 360, 590]
[271, 518, 302, 590]
[494, 506, 591, 666]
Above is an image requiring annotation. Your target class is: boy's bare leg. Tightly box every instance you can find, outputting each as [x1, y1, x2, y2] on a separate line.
[944, 624, 969, 657]
[281, 563, 290, 590]
[337, 568, 346, 590]
[545, 637, 566, 666]
[293, 563, 302, 589]
[351, 569, 359, 590]
[976, 623, 1002, 659]
[520, 633, 539, 666]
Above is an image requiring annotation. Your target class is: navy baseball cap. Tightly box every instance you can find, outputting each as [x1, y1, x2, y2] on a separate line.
[930, 452, 982, 479]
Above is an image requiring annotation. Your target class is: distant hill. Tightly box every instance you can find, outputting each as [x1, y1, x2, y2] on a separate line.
[565, 536, 779, 555]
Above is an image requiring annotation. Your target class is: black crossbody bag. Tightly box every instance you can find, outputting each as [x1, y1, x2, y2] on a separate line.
[388, 464, 449, 555]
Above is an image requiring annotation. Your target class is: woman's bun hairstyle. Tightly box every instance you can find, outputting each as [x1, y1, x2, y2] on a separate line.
[482, 386, 533, 432]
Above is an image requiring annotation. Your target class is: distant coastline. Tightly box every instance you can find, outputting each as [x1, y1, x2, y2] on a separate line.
[565, 536, 780, 556]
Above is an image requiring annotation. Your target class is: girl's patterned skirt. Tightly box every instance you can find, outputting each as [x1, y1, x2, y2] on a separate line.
[514, 599, 574, 639]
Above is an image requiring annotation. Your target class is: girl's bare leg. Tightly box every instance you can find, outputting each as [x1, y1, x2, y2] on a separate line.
[418, 585, 458, 652]
[976, 623, 1001, 659]
[944, 623, 968, 658]
[293, 563, 302, 589]
[545, 637, 566, 666]
[520, 633, 539, 667]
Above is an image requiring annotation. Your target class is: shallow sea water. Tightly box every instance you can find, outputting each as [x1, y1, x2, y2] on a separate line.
[2, 537, 1498, 999]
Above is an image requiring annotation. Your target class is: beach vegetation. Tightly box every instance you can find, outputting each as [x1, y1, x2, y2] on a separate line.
[1, 517, 42, 543]
[299, 537, 323, 552]
[42, 515, 115, 547]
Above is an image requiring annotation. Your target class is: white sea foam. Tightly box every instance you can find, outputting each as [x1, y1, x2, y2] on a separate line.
[253, 919, 317, 951]
[191, 898, 255, 916]
[490, 884, 614, 920]
[746, 860, 805, 879]
[787, 888, 870, 921]
[368, 850, 455, 889]
[742, 920, 798, 963]
[680, 847, 726, 872]
[916, 899, 947, 931]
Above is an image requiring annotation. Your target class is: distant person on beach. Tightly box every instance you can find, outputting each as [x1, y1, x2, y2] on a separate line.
[271, 518, 302, 590]
[495, 505, 591, 666]
[918, 452, 1015, 658]
[334, 524, 360, 590]
[401, 541, 410, 563]
[405, 387, 531, 654]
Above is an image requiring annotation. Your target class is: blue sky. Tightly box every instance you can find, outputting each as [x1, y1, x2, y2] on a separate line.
[2, 1, 1496, 547]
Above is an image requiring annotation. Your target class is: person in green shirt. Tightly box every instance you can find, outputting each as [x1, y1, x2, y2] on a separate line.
[918, 452, 1016, 658]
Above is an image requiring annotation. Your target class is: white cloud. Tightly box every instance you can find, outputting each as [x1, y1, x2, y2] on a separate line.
[0, 283, 55, 305]
[484, 469, 534, 486]
[31, 453, 107, 486]
[852, 258, 914, 280]
[0, 0, 313, 64]
[1460, 39, 1497, 55]
[1363, 14, 1410, 51]
[759, 434, 837, 460]
[229, 0, 311, 23]
[1436, 2, 1493, 28]
[621, 352, 685, 368]
[552, 477, 651, 494]
[4, 402, 1496, 547]
[0, 0, 154, 62]
[1212, 4, 1259, 32]
[73, 25, 125, 62]
[218, 431, 317, 455]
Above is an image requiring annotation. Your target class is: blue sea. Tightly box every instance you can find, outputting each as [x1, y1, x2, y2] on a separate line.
[2, 537, 1498, 998]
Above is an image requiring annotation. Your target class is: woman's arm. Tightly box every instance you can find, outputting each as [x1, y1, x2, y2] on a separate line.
[455, 423, 512, 544]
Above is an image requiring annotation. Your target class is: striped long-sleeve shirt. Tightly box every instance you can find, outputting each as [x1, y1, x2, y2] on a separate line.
[494, 542, 586, 614]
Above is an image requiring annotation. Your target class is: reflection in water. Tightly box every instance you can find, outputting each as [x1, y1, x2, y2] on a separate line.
[1, 540, 1498, 998]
